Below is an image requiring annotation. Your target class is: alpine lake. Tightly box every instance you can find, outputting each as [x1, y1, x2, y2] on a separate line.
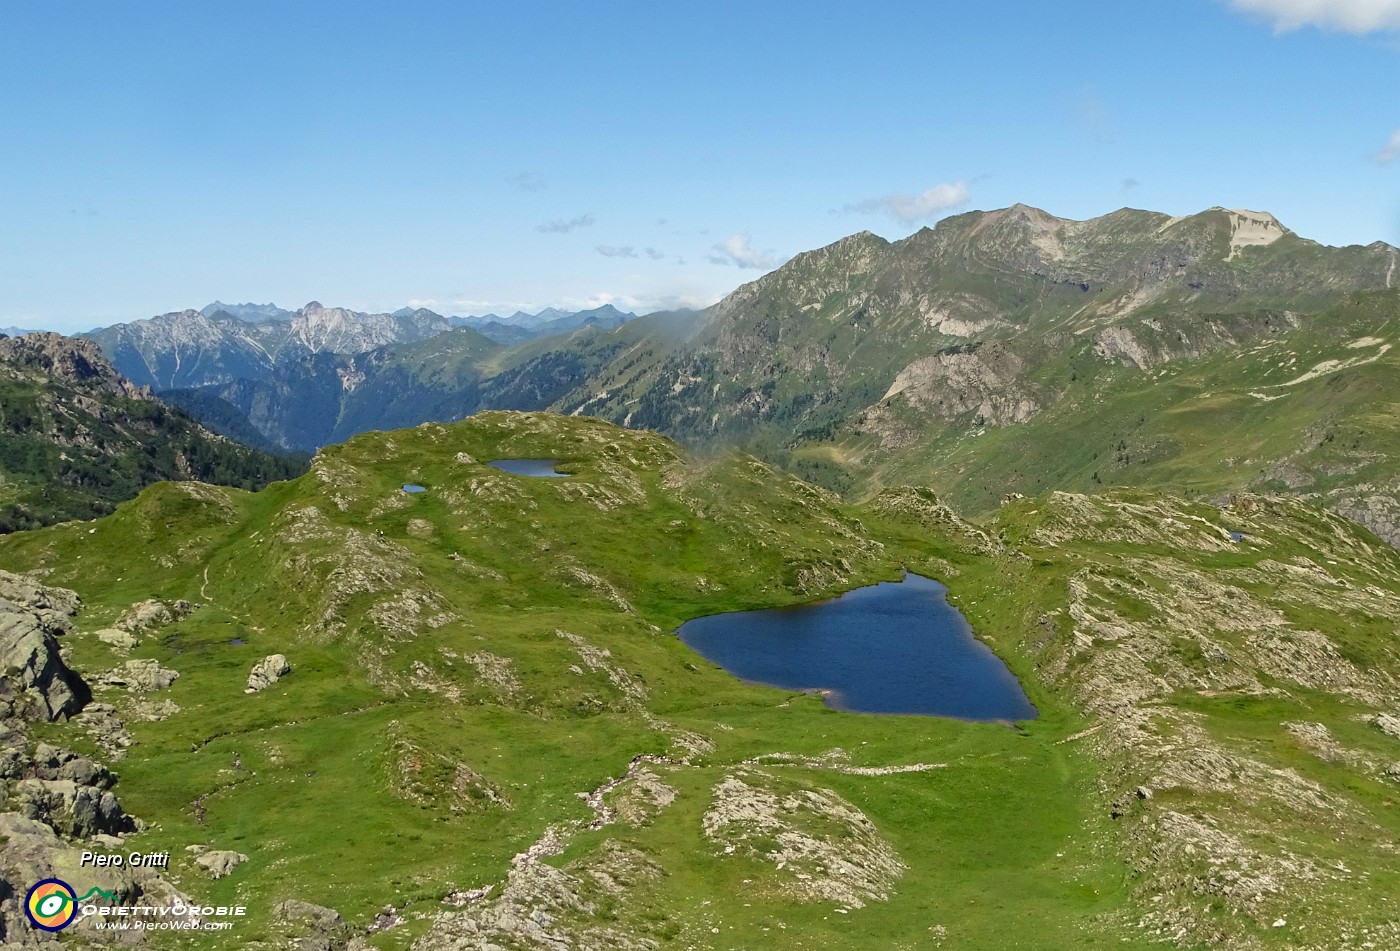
[678, 572, 1036, 722]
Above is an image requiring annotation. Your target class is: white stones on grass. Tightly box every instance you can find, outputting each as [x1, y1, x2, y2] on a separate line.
[246, 654, 290, 693]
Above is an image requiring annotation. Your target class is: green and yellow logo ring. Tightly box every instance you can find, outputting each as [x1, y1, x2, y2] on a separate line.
[25, 879, 78, 931]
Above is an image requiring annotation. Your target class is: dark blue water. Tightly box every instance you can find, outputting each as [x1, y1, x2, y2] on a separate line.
[678, 573, 1037, 721]
[487, 459, 569, 478]
[402, 484, 427, 493]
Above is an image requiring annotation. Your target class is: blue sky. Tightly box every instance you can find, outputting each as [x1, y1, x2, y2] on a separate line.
[2, 0, 1398, 332]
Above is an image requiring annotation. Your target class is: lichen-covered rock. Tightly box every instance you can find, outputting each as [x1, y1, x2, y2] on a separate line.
[115, 598, 194, 633]
[277, 899, 351, 950]
[99, 658, 179, 692]
[246, 654, 291, 693]
[194, 849, 248, 878]
[702, 770, 905, 908]
[96, 627, 137, 651]
[12, 777, 136, 837]
[0, 571, 91, 721]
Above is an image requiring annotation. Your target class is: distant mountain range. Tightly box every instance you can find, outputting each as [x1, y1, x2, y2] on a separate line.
[81, 301, 456, 391]
[200, 301, 295, 322]
[71, 204, 1400, 545]
[447, 304, 637, 344]
[82, 302, 640, 391]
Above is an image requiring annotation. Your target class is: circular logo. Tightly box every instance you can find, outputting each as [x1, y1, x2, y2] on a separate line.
[25, 879, 78, 932]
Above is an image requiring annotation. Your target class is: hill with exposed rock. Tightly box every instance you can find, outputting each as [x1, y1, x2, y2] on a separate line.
[0, 332, 305, 531]
[0, 411, 1396, 949]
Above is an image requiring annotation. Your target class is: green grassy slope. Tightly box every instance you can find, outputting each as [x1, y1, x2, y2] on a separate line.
[2, 412, 1396, 949]
[862, 290, 1400, 519]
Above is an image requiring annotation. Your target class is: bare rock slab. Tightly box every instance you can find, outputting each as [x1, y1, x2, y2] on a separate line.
[247, 654, 291, 693]
[194, 849, 248, 878]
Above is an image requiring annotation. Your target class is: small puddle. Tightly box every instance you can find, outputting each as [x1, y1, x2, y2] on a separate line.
[678, 572, 1036, 721]
[228, 637, 245, 646]
[487, 459, 569, 478]
[402, 484, 427, 493]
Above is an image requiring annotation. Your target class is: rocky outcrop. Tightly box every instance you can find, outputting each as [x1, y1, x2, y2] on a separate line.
[702, 770, 905, 909]
[1, 734, 134, 839]
[193, 849, 248, 879]
[0, 332, 149, 400]
[0, 813, 192, 945]
[415, 842, 664, 951]
[1330, 489, 1400, 549]
[115, 598, 194, 634]
[880, 341, 1038, 427]
[11, 778, 134, 838]
[246, 654, 291, 693]
[99, 659, 179, 692]
[277, 899, 351, 950]
[0, 571, 91, 722]
[73, 703, 133, 760]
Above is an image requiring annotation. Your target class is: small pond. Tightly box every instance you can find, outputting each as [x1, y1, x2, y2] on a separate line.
[402, 484, 427, 493]
[487, 459, 570, 478]
[678, 572, 1037, 721]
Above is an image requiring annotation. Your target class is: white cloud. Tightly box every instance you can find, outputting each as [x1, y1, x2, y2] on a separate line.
[407, 297, 500, 313]
[841, 181, 971, 225]
[1376, 129, 1400, 163]
[644, 247, 666, 260]
[535, 213, 595, 234]
[565, 291, 715, 313]
[595, 245, 639, 258]
[706, 234, 781, 270]
[1226, 0, 1400, 32]
[509, 172, 546, 191]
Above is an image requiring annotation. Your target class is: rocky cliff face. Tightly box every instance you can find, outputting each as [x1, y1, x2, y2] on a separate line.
[0, 333, 148, 401]
[0, 570, 89, 721]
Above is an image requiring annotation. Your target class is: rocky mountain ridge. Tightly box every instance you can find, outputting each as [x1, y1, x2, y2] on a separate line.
[470, 204, 1400, 537]
[84, 302, 643, 391]
[78, 204, 1400, 548]
[200, 301, 293, 322]
[0, 332, 304, 531]
[82, 302, 458, 391]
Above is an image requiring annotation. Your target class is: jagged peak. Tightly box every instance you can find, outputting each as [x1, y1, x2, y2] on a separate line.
[1004, 202, 1060, 220]
[772, 230, 890, 273]
[0, 331, 148, 398]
